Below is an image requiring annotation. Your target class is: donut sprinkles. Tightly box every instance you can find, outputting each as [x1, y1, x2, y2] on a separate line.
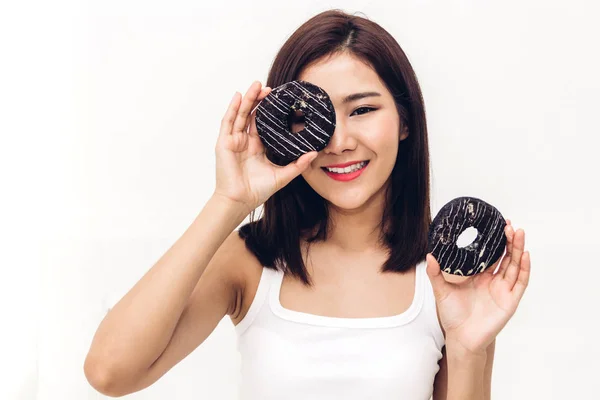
[255, 80, 336, 166]
[428, 197, 507, 276]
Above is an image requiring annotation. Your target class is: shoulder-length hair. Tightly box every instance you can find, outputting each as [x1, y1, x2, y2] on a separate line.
[238, 9, 431, 286]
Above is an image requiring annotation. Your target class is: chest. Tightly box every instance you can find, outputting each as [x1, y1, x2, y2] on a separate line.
[278, 251, 416, 319]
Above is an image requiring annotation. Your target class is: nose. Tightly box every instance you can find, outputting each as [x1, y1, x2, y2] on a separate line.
[323, 119, 358, 155]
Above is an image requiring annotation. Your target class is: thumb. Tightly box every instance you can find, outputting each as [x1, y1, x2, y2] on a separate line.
[275, 151, 318, 187]
[426, 253, 451, 301]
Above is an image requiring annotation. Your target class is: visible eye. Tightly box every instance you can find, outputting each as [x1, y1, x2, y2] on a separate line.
[351, 107, 377, 116]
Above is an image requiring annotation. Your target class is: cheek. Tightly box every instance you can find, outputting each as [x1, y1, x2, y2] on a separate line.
[301, 166, 321, 187]
[358, 112, 400, 151]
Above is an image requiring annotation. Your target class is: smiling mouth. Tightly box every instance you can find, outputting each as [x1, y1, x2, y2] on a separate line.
[320, 160, 370, 174]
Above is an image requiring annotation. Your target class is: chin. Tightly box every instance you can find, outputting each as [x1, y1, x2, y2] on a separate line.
[319, 187, 375, 211]
[302, 164, 390, 210]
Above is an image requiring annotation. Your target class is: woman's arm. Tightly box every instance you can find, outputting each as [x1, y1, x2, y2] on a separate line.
[83, 195, 249, 395]
[432, 269, 498, 400]
[433, 338, 495, 400]
[483, 339, 495, 399]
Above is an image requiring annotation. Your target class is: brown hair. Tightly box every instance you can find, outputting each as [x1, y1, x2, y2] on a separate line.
[238, 9, 431, 286]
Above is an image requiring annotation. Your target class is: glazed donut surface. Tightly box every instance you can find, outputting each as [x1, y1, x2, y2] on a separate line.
[428, 196, 507, 276]
[255, 80, 336, 165]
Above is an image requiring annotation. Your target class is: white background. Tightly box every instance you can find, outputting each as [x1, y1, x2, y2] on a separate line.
[1, 0, 599, 399]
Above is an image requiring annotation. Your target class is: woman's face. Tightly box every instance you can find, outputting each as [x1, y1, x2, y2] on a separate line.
[298, 52, 408, 211]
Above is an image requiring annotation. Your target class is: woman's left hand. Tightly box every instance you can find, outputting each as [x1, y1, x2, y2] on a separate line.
[426, 219, 531, 356]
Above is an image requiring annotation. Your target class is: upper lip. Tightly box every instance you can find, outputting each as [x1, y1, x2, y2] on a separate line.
[322, 160, 368, 168]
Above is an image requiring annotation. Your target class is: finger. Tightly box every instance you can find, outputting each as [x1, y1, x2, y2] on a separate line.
[425, 253, 452, 301]
[217, 91, 241, 144]
[504, 229, 525, 287]
[505, 219, 514, 253]
[273, 151, 318, 189]
[247, 87, 272, 136]
[512, 251, 530, 300]
[246, 88, 272, 155]
[504, 221, 516, 276]
[232, 81, 263, 135]
[496, 223, 514, 278]
[250, 86, 271, 116]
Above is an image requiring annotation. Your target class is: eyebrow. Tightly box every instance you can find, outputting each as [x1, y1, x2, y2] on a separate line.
[341, 91, 382, 104]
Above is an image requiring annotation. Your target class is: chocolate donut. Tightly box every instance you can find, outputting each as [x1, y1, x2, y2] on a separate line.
[255, 80, 336, 166]
[428, 197, 507, 276]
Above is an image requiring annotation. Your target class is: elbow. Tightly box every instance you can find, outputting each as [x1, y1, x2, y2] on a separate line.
[83, 355, 131, 398]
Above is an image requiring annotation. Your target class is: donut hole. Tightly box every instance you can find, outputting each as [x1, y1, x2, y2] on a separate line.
[287, 109, 305, 134]
[456, 226, 478, 248]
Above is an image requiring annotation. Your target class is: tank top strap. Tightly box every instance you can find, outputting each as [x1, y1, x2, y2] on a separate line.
[235, 266, 280, 336]
[420, 260, 446, 350]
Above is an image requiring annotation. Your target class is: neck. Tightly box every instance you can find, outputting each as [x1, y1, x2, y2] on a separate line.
[325, 182, 390, 253]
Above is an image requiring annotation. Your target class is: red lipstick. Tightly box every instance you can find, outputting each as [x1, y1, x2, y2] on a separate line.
[321, 160, 369, 182]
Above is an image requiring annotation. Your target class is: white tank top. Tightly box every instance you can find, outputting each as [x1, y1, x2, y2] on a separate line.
[234, 259, 445, 400]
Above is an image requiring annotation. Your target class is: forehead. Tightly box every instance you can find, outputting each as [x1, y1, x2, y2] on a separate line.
[297, 53, 387, 100]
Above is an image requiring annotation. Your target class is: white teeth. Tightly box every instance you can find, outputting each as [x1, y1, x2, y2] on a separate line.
[325, 161, 367, 174]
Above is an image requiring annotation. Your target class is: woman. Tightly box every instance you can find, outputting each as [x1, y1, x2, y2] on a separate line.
[84, 9, 530, 399]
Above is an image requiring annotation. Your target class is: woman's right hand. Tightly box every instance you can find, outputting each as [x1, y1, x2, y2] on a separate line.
[213, 81, 318, 215]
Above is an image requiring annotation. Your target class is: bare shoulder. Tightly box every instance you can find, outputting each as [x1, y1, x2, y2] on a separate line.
[225, 230, 265, 326]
